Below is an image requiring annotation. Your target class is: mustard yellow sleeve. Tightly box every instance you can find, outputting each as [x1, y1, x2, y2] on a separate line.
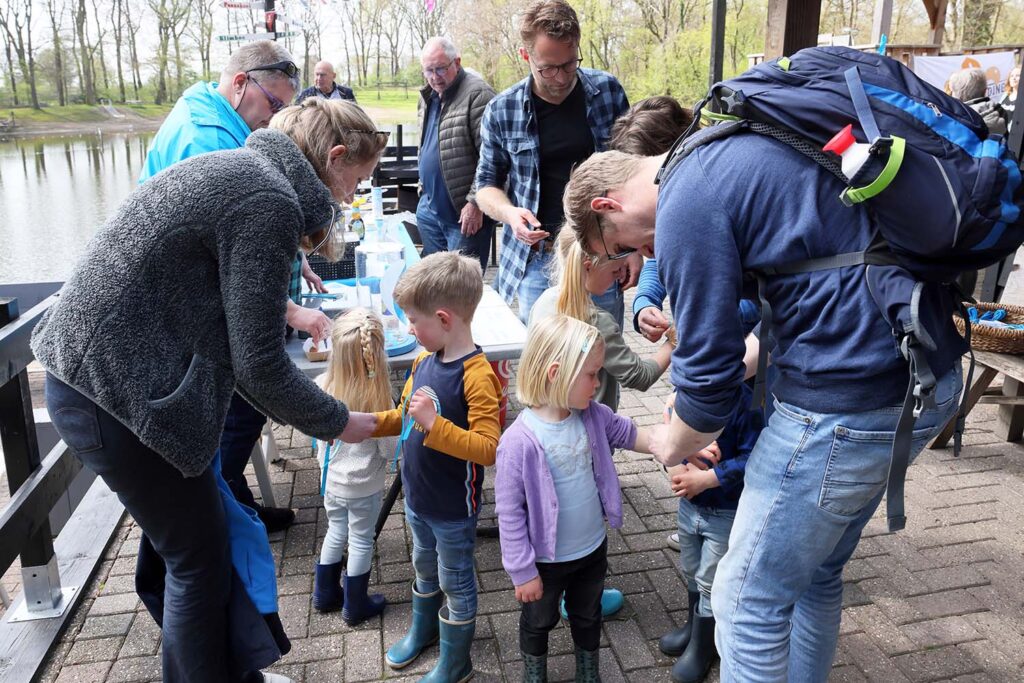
[372, 353, 427, 437]
[422, 356, 502, 466]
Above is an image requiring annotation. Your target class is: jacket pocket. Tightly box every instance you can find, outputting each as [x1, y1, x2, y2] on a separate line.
[818, 423, 932, 517]
[148, 353, 202, 407]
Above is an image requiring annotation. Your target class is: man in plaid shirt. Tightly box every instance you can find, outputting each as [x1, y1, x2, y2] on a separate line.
[475, 0, 641, 324]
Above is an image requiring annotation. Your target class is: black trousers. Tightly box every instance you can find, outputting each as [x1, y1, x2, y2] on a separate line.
[519, 539, 608, 656]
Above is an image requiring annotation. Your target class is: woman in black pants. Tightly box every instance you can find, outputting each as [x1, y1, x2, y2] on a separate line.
[33, 100, 386, 683]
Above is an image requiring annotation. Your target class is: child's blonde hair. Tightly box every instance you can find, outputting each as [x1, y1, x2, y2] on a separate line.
[517, 314, 603, 410]
[393, 251, 483, 321]
[553, 227, 599, 322]
[320, 308, 392, 412]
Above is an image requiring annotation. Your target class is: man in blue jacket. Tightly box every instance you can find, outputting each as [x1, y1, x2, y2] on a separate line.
[142, 40, 330, 532]
[562, 140, 963, 681]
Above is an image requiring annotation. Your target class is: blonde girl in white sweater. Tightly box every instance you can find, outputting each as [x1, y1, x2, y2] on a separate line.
[312, 308, 397, 625]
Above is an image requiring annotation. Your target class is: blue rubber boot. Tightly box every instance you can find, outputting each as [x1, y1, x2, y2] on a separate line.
[312, 562, 344, 613]
[419, 607, 475, 683]
[560, 588, 624, 620]
[342, 570, 387, 626]
[385, 581, 444, 669]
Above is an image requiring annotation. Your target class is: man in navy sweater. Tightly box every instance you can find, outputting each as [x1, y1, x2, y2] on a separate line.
[562, 136, 964, 681]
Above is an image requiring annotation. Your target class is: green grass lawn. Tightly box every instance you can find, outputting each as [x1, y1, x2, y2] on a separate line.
[4, 102, 173, 124]
[351, 85, 419, 124]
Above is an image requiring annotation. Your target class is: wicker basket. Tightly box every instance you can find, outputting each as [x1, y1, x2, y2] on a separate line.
[953, 301, 1024, 355]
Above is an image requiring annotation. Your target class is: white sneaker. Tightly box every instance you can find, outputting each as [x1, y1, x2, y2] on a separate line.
[667, 533, 680, 551]
[261, 673, 294, 683]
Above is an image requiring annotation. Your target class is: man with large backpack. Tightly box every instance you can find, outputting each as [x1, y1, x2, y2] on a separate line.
[560, 47, 1024, 681]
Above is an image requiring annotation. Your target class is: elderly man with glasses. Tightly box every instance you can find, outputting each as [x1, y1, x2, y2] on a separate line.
[141, 41, 325, 533]
[474, 0, 639, 325]
[415, 37, 497, 269]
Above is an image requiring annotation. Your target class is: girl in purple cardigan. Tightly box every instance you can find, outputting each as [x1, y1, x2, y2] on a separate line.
[495, 314, 655, 683]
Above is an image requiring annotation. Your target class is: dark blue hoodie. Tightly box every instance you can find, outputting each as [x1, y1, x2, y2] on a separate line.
[657, 132, 963, 432]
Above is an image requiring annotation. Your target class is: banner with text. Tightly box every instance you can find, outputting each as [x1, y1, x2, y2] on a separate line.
[913, 52, 1016, 100]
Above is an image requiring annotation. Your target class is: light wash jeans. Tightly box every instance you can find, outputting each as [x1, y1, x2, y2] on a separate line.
[416, 195, 492, 270]
[516, 247, 624, 327]
[405, 502, 479, 621]
[711, 366, 962, 682]
[677, 499, 735, 617]
[321, 490, 382, 577]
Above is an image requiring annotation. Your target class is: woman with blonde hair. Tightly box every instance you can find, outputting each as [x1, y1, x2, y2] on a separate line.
[529, 228, 673, 410]
[1001, 65, 1020, 120]
[33, 98, 388, 682]
[312, 308, 397, 625]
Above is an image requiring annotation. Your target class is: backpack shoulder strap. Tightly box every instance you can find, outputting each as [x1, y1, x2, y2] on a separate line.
[655, 120, 747, 186]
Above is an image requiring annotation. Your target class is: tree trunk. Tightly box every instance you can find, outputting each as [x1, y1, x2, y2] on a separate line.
[47, 0, 67, 106]
[75, 0, 96, 103]
[3, 40, 18, 106]
[112, 0, 126, 102]
[124, 0, 141, 97]
[24, 1, 38, 108]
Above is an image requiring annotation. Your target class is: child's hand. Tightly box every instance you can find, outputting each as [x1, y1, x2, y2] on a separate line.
[671, 463, 720, 499]
[690, 441, 721, 469]
[408, 388, 438, 431]
[515, 576, 543, 603]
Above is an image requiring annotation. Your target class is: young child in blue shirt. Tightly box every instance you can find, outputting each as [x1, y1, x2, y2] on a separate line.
[659, 382, 763, 683]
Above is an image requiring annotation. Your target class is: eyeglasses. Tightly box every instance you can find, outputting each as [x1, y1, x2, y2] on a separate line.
[422, 60, 454, 78]
[247, 60, 300, 78]
[596, 189, 637, 261]
[246, 75, 286, 114]
[533, 56, 583, 80]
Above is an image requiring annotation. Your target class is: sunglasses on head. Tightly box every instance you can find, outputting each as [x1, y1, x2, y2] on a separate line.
[246, 60, 300, 79]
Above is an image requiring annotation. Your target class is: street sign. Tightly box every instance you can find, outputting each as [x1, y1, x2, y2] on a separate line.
[216, 31, 300, 42]
[222, 1, 266, 8]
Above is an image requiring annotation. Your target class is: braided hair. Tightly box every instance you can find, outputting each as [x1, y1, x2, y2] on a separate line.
[319, 308, 392, 412]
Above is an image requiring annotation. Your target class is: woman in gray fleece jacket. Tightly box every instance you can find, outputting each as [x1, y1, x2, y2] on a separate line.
[32, 100, 386, 683]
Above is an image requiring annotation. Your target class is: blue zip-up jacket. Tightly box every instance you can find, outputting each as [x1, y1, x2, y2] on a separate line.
[139, 81, 251, 183]
[633, 258, 759, 336]
[138, 80, 277, 616]
[658, 133, 963, 432]
[688, 384, 761, 509]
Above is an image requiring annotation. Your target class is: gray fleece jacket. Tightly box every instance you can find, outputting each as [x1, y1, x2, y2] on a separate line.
[31, 128, 350, 477]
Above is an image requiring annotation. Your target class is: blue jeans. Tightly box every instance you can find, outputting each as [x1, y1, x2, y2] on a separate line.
[516, 247, 624, 327]
[677, 499, 735, 617]
[45, 375, 232, 683]
[321, 490, 382, 576]
[219, 392, 267, 510]
[711, 366, 962, 682]
[405, 502, 479, 621]
[417, 194, 492, 270]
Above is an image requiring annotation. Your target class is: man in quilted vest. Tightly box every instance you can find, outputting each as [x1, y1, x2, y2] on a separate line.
[416, 37, 496, 269]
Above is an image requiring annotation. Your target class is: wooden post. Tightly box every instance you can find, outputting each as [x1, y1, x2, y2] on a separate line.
[709, 0, 727, 87]
[923, 0, 948, 47]
[872, 0, 893, 47]
[765, 0, 822, 60]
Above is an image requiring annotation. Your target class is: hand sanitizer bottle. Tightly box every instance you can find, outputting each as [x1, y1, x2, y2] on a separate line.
[823, 124, 873, 182]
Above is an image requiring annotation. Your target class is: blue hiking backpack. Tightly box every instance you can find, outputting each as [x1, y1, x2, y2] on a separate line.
[656, 46, 1024, 532]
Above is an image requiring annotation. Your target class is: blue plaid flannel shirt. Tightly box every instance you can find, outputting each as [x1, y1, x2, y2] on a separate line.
[475, 68, 629, 303]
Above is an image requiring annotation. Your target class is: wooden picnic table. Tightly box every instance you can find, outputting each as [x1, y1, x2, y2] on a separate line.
[930, 349, 1024, 449]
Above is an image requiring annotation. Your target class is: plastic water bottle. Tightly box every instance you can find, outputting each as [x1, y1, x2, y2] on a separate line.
[823, 124, 873, 182]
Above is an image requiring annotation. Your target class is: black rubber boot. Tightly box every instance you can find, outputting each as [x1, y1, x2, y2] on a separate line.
[574, 646, 600, 683]
[522, 651, 548, 682]
[670, 613, 717, 683]
[659, 590, 700, 656]
[311, 561, 344, 613]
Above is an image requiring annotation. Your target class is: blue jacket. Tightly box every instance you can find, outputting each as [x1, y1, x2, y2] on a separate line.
[138, 81, 278, 617]
[657, 133, 962, 432]
[688, 384, 762, 510]
[633, 258, 759, 336]
[139, 81, 251, 183]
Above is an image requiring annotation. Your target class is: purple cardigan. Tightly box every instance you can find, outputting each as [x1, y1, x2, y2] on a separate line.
[495, 401, 637, 586]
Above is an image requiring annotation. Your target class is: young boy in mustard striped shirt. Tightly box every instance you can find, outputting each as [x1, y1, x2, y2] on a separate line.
[372, 252, 501, 681]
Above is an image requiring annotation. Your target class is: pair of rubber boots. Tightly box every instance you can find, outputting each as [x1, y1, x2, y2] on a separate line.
[312, 560, 386, 626]
[385, 581, 476, 682]
[658, 591, 717, 683]
[522, 646, 600, 683]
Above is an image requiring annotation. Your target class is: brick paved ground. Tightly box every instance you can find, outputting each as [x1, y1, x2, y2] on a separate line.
[24, 285, 1024, 683]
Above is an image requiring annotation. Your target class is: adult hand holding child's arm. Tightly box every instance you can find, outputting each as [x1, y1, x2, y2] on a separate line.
[338, 412, 378, 443]
[515, 576, 544, 603]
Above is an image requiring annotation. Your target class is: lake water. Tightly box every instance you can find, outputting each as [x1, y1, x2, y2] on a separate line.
[0, 132, 155, 284]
